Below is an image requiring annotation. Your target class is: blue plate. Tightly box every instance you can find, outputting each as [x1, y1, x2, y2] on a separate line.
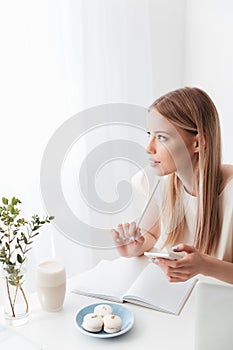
[75, 302, 134, 338]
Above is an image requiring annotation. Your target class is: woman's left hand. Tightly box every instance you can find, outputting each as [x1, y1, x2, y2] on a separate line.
[152, 243, 206, 282]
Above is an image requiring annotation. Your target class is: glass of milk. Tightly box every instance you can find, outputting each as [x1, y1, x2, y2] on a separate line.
[36, 259, 66, 312]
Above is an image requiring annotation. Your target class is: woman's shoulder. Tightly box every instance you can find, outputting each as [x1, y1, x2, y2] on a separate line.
[221, 164, 233, 189]
[220, 164, 233, 192]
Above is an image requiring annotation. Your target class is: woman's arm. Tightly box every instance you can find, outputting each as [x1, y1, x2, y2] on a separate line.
[202, 254, 233, 284]
[152, 243, 233, 284]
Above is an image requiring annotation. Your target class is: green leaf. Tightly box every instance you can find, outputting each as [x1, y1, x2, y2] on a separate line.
[11, 197, 21, 206]
[10, 206, 16, 215]
[32, 225, 41, 231]
[2, 197, 8, 205]
[17, 254, 23, 264]
[0, 198, 54, 269]
[9, 281, 18, 286]
[31, 232, 39, 238]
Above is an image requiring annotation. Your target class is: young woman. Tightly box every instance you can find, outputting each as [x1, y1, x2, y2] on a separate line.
[111, 87, 233, 284]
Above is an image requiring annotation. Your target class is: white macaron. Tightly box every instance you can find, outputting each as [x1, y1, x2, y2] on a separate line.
[103, 314, 122, 333]
[82, 313, 103, 332]
[94, 304, 113, 318]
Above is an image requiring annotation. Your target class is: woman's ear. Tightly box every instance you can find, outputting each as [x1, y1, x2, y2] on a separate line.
[194, 133, 206, 153]
[194, 137, 199, 153]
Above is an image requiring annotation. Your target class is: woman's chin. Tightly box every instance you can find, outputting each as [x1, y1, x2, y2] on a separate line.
[149, 164, 172, 177]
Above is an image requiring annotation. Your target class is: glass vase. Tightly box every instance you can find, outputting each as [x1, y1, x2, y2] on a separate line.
[0, 264, 29, 326]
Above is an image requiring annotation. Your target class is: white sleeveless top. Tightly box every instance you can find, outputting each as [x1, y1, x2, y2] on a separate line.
[132, 167, 233, 262]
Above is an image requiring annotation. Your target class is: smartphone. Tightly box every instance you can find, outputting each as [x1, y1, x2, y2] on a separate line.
[144, 250, 186, 260]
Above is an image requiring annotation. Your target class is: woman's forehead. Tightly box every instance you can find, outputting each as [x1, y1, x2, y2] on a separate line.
[147, 110, 176, 134]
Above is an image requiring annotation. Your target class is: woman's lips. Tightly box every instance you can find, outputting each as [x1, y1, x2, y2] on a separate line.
[149, 160, 161, 167]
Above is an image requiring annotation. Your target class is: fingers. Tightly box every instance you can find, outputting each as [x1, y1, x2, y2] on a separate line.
[110, 229, 124, 245]
[151, 257, 186, 269]
[111, 222, 143, 247]
[117, 222, 138, 241]
[167, 270, 193, 282]
[134, 227, 142, 240]
[149, 244, 199, 283]
[166, 276, 188, 282]
[152, 258, 193, 282]
[111, 226, 128, 246]
[116, 223, 126, 240]
[128, 221, 136, 241]
[172, 243, 196, 254]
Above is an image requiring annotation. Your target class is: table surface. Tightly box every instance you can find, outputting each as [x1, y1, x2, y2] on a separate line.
[0, 274, 198, 350]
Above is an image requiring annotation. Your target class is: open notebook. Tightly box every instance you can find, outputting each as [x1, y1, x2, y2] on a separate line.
[72, 257, 197, 315]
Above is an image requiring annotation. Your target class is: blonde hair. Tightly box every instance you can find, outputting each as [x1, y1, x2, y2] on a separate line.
[150, 87, 222, 254]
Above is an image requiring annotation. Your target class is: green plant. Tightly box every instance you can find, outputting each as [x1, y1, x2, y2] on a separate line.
[0, 196, 54, 318]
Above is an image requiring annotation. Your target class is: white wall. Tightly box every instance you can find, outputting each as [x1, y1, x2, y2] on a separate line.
[148, 0, 186, 96]
[184, 0, 233, 163]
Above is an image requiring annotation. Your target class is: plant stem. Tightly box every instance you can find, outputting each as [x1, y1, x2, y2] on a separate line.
[18, 282, 28, 313]
[12, 284, 19, 309]
[10, 227, 34, 315]
[5, 276, 15, 318]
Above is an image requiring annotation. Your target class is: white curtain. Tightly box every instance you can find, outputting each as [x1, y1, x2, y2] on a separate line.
[0, 0, 186, 288]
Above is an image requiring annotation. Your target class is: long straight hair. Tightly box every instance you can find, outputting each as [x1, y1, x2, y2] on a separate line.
[150, 87, 222, 254]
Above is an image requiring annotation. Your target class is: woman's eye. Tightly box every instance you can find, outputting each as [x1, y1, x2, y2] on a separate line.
[147, 131, 168, 142]
[158, 135, 167, 142]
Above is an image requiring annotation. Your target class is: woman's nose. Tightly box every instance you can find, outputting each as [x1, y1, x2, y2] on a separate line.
[146, 137, 156, 154]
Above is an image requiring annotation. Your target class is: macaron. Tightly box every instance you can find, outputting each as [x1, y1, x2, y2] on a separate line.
[82, 313, 103, 332]
[94, 304, 113, 318]
[103, 314, 122, 333]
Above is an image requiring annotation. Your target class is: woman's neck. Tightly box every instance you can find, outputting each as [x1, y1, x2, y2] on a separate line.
[176, 167, 198, 197]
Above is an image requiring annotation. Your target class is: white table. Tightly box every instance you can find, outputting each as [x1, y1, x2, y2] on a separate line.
[0, 276, 197, 350]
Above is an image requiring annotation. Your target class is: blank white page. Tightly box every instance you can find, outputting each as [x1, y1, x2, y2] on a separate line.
[72, 257, 149, 301]
[125, 263, 196, 314]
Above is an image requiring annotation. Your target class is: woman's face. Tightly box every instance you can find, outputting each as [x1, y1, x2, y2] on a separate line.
[146, 109, 198, 177]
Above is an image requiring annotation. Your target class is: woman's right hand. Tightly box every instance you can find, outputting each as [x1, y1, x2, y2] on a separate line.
[111, 221, 145, 257]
